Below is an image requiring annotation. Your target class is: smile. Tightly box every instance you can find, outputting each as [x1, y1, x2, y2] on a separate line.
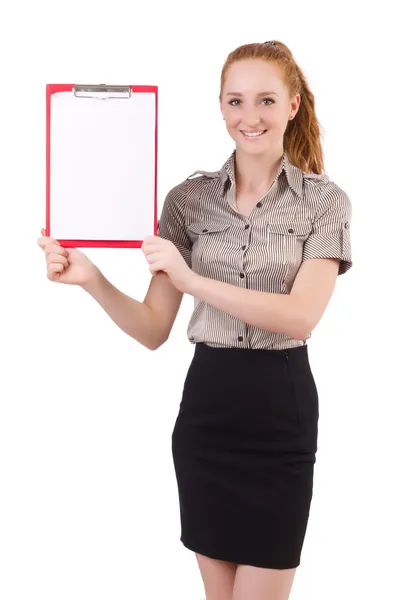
[241, 130, 267, 138]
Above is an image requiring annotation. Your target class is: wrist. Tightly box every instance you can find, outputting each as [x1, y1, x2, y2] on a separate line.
[81, 266, 103, 294]
[185, 271, 202, 296]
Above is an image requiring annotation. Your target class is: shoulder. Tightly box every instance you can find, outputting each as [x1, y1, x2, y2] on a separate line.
[303, 171, 351, 216]
[187, 168, 221, 181]
[162, 169, 221, 217]
[302, 170, 330, 189]
[185, 168, 222, 196]
[166, 168, 221, 202]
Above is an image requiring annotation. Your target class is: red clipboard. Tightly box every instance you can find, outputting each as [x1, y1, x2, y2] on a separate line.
[46, 84, 158, 248]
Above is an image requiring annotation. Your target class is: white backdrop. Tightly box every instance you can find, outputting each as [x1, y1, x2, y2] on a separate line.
[1, 1, 395, 599]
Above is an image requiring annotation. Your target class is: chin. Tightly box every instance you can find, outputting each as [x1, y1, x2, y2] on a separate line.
[236, 142, 267, 154]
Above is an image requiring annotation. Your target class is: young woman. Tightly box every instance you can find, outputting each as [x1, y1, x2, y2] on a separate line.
[38, 41, 353, 600]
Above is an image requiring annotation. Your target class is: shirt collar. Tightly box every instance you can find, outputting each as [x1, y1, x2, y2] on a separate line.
[219, 149, 304, 198]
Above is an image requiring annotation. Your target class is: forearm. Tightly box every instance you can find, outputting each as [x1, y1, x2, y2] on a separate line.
[81, 269, 164, 350]
[188, 274, 306, 340]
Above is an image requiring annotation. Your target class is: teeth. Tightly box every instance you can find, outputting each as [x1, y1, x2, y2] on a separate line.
[242, 130, 266, 137]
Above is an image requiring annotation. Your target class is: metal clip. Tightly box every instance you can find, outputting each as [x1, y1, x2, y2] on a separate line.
[73, 84, 132, 100]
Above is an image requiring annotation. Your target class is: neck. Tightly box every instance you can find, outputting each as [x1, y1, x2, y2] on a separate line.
[234, 146, 284, 193]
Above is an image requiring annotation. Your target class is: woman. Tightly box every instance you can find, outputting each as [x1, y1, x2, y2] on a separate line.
[38, 41, 352, 600]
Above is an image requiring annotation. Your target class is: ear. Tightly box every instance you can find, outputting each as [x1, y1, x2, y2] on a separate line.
[291, 93, 301, 114]
[219, 96, 224, 119]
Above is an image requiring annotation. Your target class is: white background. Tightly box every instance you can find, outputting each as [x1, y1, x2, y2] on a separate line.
[1, 1, 395, 599]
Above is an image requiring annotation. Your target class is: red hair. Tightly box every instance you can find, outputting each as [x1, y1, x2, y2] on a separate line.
[219, 41, 325, 174]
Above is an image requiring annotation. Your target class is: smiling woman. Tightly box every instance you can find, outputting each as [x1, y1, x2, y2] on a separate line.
[220, 62, 301, 179]
[36, 38, 353, 600]
[154, 39, 354, 600]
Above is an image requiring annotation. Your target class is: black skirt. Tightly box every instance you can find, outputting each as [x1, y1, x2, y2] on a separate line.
[171, 342, 319, 570]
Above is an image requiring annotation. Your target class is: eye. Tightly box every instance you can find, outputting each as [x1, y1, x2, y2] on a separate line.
[228, 98, 275, 106]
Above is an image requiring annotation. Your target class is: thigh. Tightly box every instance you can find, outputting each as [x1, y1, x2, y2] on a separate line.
[232, 564, 297, 600]
[195, 553, 237, 600]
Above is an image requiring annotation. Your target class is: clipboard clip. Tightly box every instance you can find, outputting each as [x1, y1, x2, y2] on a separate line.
[73, 84, 132, 100]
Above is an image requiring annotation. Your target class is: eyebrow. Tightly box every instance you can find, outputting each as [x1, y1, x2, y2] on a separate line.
[225, 91, 278, 96]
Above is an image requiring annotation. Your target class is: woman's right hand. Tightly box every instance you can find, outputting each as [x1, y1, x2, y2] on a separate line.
[37, 228, 99, 287]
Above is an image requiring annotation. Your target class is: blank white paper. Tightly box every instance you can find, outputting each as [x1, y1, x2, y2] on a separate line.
[50, 90, 156, 240]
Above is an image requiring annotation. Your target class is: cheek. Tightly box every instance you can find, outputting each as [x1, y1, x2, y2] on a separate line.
[224, 113, 241, 129]
[224, 121, 241, 141]
[227, 126, 240, 141]
[268, 110, 288, 128]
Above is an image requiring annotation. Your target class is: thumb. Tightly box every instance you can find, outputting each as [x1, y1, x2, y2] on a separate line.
[41, 228, 46, 236]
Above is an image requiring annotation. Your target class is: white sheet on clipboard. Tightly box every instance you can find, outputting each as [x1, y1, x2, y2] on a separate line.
[50, 91, 155, 240]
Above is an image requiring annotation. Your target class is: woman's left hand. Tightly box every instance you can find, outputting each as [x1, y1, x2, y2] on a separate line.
[141, 235, 197, 294]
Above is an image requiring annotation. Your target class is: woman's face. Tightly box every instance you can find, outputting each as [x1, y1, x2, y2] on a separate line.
[220, 58, 300, 155]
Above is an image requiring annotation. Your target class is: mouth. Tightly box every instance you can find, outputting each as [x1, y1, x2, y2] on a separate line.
[240, 130, 267, 139]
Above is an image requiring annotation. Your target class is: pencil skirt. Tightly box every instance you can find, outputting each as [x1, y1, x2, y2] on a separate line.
[171, 342, 319, 570]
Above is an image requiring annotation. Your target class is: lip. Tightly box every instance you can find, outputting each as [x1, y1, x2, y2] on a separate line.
[240, 130, 267, 139]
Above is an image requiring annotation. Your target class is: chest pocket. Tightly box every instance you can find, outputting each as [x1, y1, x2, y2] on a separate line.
[267, 220, 312, 265]
[187, 220, 232, 265]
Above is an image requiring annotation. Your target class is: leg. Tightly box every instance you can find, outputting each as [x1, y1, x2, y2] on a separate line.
[195, 552, 238, 600]
[232, 565, 297, 600]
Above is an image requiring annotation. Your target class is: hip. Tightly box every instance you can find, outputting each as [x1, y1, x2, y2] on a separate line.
[178, 342, 319, 445]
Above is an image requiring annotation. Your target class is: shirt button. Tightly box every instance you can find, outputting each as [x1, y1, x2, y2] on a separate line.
[242, 245, 246, 250]
[256, 202, 262, 208]
[345, 222, 349, 229]
[244, 224, 250, 229]
[239, 272, 245, 278]
[238, 336, 244, 342]
[288, 228, 294, 233]
[202, 229, 208, 232]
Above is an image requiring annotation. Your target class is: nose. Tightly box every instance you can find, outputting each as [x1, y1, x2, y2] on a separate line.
[241, 107, 262, 127]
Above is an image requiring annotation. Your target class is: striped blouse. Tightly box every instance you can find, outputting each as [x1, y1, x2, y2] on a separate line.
[157, 149, 353, 350]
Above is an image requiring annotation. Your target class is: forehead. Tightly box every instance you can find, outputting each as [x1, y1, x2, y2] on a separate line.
[223, 59, 285, 94]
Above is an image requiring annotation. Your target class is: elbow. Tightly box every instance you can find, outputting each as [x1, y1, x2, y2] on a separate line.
[146, 342, 161, 351]
[147, 335, 169, 351]
[144, 322, 170, 350]
[292, 327, 311, 342]
[290, 313, 312, 342]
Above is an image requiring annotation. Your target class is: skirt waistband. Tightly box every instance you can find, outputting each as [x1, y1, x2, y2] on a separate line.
[194, 342, 307, 357]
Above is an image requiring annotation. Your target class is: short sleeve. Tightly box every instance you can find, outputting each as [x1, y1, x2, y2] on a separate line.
[302, 181, 353, 275]
[157, 181, 192, 268]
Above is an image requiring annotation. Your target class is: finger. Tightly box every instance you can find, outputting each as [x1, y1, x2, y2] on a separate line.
[149, 259, 165, 272]
[145, 251, 163, 264]
[149, 267, 165, 276]
[143, 235, 158, 244]
[141, 243, 160, 254]
[41, 228, 46, 236]
[47, 253, 69, 268]
[47, 263, 64, 281]
[37, 237, 61, 250]
[45, 244, 68, 257]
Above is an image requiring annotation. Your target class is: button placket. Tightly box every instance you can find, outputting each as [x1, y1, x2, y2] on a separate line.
[242, 220, 250, 255]
[240, 220, 250, 268]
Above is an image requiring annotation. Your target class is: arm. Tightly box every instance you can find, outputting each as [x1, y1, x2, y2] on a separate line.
[82, 269, 183, 351]
[186, 181, 353, 340]
[82, 179, 192, 350]
[187, 258, 340, 340]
